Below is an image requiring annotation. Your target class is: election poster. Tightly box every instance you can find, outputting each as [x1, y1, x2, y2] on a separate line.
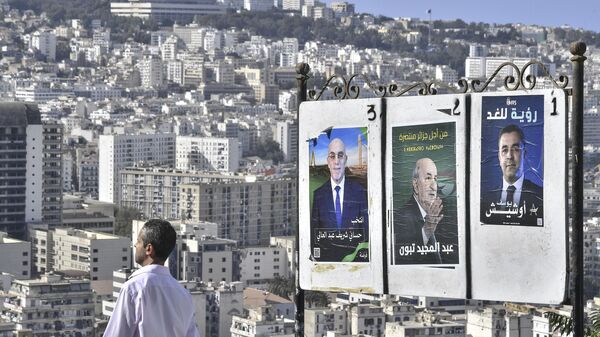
[309, 127, 369, 263]
[480, 95, 544, 227]
[470, 89, 567, 304]
[386, 94, 466, 299]
[299, 98, 383, 294]
[391, 122, 459, 265]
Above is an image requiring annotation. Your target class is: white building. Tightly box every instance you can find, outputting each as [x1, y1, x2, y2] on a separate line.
[282, 0, 302, 11]
[239, 245, 288, 287]
[350, 304, 386, 336]
[0, 273, 95, 337]
[278, 91, 297, 114]
[52, 228, 131, 281]
[0, 232, 31, 279]
[230, 306, 294, 337]
[244, 0, 272, 11]
[176, 136, 240, 172]
[30, 29, 57, 61]
[274, 120, 298, 163]
[110, 0, 226, 20]
[138, 55, 164, 88]
[98, 133, 176, 204]
[435, 65, 459, 84]
[305, 307, 348, 337]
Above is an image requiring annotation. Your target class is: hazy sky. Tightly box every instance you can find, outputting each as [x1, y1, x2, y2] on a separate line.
[322, 0, 600, 33]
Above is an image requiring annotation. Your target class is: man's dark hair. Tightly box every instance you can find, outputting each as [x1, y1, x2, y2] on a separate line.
[141, 219, 177, 262]
[498, 124, 525, 144]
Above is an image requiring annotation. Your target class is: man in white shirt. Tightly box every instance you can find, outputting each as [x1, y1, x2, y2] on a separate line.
[104, 219, 201, 337]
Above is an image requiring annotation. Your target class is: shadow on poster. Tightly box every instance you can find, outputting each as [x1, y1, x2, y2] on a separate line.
[309, 127, 369, 262]
[480, 95, 544, 227]
[391, 122, 459, 265]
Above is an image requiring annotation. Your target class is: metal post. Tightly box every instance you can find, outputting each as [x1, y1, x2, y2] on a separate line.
[295, 62, 310, 337]
[570, 41, 586, 337]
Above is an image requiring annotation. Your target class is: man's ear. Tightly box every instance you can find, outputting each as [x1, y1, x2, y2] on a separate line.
[145, 243, 154, 257]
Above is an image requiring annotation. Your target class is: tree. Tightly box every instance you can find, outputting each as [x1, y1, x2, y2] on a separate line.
[547, 308, 600, 337]
[267, 276, 295, 299]
[255, 139, 284, 164]
[114, 206, 143, 238]
[305, 290, 329, 308]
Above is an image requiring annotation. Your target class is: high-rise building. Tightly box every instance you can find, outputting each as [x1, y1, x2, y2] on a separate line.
[137, 55, 164, 88]
[30, 30, 57, 61]
[274, 120, 298, 163]
[0, 103, 43, 238]
[176, 136, 240, 172]
[42, 123, 63, 228]
[98, 133, 176, 204]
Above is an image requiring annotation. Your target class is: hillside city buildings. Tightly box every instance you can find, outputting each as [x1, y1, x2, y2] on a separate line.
[0, 0, 599, 336]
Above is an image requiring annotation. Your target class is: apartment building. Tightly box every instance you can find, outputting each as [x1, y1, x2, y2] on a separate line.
[0, 103, 43, 238]
[0, 273, 94, 337]
[0, 232, 31, 279]
[98, 133, 176, 204]
[176, 136, 240, 172]
[52, 228, 130, 281]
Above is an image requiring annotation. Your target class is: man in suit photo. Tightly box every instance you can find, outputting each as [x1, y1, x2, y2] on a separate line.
[310, 137, 368, 261]
[481, 124, 543, 226]
[393, 158, 456, 265]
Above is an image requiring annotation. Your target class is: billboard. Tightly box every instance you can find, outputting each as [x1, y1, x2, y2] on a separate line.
[299, 98, 384, 294]
[470, 90, 567, 304]
[386, 94, 467, 299]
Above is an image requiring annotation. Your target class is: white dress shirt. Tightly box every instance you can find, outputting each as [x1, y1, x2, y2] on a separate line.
[330, 176, 345, 214]
[501, 175, 524, 206]
[103, 264, 200, 337]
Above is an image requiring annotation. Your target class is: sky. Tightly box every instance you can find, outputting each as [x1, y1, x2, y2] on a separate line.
[322, 0, 600, 33]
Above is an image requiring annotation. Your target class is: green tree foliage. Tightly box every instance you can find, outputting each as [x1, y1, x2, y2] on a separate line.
[305, 290, 329, 308]
[114, 206, 142, 238]
[267, 275, 295, 299]
[254, 139, 284, 164]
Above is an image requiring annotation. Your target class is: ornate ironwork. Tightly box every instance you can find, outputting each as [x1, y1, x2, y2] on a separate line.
[303, 60, 571, 101]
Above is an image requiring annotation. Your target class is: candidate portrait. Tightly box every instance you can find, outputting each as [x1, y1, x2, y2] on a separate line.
[393, 157, 454, 265]
[481, 124, 543, 226]
[311, 137, 369, 231]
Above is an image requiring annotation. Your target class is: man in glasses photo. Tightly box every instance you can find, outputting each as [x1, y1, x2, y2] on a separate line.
[310, 137, 369, 261]
[481, 124, 543, 226]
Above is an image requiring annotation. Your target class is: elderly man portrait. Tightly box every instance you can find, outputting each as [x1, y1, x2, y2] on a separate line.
[393, 157, 458, 265]
[311, 137, 368, 261]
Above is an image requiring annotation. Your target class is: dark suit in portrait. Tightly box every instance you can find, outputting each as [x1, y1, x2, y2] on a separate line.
[393, 197, 458, 265]
[310, 178, 369, 262]
[481, 179, 543, 226]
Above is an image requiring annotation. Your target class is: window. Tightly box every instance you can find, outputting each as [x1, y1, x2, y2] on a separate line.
[122, 256, 127, 261]
[209, 258, 213, 263]
[22, 261, 28, 266]
[22, 252, 28, 256]
[208, 268, 213, 273]
[222, 257, 226, 262]
[222, 268, 226, 272]
[93, 267, 98, 272]
[93, 258, 98, 262]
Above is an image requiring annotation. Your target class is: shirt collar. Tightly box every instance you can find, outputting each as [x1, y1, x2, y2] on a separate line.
[129, 264, 171, 280]
[330, 175, 345, 190]
[502, 175, 524, 191]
